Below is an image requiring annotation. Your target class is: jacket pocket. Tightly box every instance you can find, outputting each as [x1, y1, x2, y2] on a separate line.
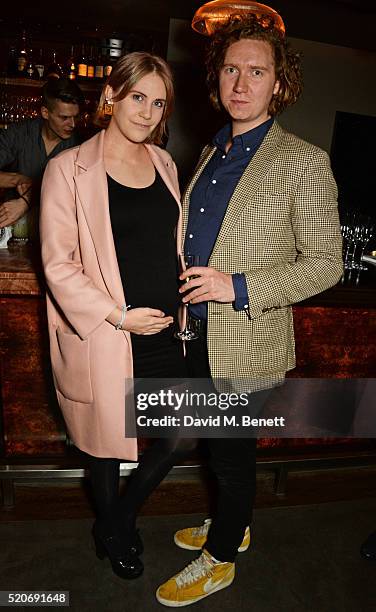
[250, 309, 292, 374]
[53, 327, 93, 403]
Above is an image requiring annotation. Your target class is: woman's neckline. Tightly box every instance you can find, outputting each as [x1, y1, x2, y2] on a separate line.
[106, 169, 157, 190]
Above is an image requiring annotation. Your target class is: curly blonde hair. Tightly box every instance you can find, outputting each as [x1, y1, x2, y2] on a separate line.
[206, 14, 302, 116]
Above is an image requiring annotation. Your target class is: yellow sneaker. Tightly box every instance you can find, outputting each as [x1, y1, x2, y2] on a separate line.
[174, 519, 250, 553]
[156, 549, 235, 607]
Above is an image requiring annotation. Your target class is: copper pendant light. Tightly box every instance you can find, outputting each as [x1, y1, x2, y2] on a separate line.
[192, 0, 285, 37]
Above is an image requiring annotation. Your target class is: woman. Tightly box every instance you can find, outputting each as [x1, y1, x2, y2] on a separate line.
[40, 52, 194, 580]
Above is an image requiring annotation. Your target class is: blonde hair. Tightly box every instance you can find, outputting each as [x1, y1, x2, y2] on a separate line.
[95, 52, 174, 145]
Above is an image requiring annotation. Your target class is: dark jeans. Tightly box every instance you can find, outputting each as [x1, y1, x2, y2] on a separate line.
[186, 334, 257, 562]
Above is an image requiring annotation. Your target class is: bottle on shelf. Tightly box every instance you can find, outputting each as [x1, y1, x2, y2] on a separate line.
[34, 49, 45, 79]
[67, 45, 77, 80]
[77, 44, 88, 79]
[25, 48, 37, 79]
[45, 50, 63, 79]
[7, 46, 18, 77]
[94, 48, 104, 81]
[104, 51, 114, 79]
[87, 46, 95, 79]
[17, 30, 28, 76]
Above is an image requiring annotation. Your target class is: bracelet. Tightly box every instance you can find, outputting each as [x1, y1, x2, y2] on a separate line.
[19, 194, 31, 209]
[114, 304, 132, 330]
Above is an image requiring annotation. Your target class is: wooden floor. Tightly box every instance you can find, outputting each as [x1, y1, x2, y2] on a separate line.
[1, 464, 376, 522]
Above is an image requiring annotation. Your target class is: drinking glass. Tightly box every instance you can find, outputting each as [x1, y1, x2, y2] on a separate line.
[175, 254, 200, 341]
[341, 210, 374, 284]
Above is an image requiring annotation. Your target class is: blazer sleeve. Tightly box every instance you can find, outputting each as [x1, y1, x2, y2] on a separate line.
[40, 156, 117, 339]
[245, 149, 343, 318]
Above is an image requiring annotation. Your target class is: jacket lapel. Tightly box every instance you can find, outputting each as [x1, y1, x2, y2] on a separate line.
[145, 144, 180, 206]
[210, 122, 285, 260]
[145, 144, 183, 256]
[73, 130, 125, 305]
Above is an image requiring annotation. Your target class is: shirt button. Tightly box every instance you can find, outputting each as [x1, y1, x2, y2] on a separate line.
[188, 233, 193, 238]
[246, 147, 251, 152]
[212, 179, 217, 184]
[200, 208, 205, 213]
[222, 154, 226, 159]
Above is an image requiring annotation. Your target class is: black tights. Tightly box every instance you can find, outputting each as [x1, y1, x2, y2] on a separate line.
[88, 437, 196, 541]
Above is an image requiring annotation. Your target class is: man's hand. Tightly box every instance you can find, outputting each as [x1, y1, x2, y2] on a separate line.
[179, 266, 235, 304]
[0, 172, 32, 190]
[17, 181, 32, 199]
[0, 198, 29, 228]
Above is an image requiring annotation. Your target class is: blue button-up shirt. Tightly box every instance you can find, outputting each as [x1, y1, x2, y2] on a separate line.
[185, 117, 273, 320]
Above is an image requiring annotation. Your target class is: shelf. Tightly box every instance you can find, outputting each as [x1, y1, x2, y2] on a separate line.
[0, 77, 102, 92]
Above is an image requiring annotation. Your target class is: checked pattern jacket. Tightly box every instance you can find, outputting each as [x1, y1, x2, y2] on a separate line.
[181, 122, 343, 391]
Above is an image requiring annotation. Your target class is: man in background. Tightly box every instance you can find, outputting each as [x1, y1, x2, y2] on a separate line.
[0, 78, 84, 229]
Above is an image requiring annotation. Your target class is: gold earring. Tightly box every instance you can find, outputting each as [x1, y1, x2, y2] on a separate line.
[104, 98, 113, 116]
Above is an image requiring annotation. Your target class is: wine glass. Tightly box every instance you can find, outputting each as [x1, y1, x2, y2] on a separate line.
[175, 254, 200, 341]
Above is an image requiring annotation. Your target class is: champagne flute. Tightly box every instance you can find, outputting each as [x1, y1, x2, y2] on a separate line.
[175, 254, 200, 341]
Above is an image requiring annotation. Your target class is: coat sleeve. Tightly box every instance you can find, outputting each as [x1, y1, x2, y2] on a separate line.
[40, 156, 118, 339]
[245, 149, 344, 318]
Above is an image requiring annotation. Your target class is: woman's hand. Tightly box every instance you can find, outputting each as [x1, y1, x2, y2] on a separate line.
[123, 307, 173, 335]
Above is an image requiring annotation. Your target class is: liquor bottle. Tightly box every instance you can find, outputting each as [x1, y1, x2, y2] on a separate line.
[87, 46, 95, 79]
[45, 50, 63, 79]
[94, 48, 104, 81]
[34, 49, 45, 79]
[7, 46, 18, 77]
[17, 30, 28, 76]
[77, 44, 87, 79]
[67, 45, 76, 80]
[104, 52, 114, 78]
[25, 48, 36, 79]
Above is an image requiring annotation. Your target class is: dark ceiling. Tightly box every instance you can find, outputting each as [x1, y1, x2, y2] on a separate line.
[1, 0, 376, 52]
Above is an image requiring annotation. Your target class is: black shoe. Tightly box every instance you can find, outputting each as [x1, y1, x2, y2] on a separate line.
[92, 524, 144, 579]
[130, 528, 144, 556]
[360, 531, 376, 560]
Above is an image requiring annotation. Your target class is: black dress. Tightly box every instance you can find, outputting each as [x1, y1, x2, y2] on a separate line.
[107, 171, 186, 379]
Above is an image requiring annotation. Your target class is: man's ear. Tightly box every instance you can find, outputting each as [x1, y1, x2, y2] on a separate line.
[40, 105, 49, 120]
[273, 80, 280, 96]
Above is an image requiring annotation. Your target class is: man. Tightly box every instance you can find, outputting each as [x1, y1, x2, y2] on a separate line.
[156, 14, 343, 607]
[0, 78, 84, 229]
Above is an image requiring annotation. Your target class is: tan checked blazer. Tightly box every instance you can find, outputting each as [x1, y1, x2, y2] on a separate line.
[182, 122, 343, 390]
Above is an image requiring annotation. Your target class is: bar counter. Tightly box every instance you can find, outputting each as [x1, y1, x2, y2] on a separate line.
[0, 245, 375, 459]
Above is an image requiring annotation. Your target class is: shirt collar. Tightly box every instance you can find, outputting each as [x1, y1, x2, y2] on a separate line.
[213, 117, 274, 154]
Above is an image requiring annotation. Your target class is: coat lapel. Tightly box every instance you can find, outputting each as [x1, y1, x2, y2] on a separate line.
[145, 144, 180, 206]
[73, 130, 125, 305]
[145, 144, 183, 256]
[210, 121, 285, 260]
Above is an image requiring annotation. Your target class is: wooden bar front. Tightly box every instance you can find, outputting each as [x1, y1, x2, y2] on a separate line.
[0, 245, 375, 459]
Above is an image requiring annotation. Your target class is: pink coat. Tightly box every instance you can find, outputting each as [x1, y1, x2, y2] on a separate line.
[40, 130, 183, 460]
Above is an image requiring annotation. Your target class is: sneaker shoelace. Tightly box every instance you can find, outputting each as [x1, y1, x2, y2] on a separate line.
[175, 554, 214, 588]
[191, 520, 211, 537]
